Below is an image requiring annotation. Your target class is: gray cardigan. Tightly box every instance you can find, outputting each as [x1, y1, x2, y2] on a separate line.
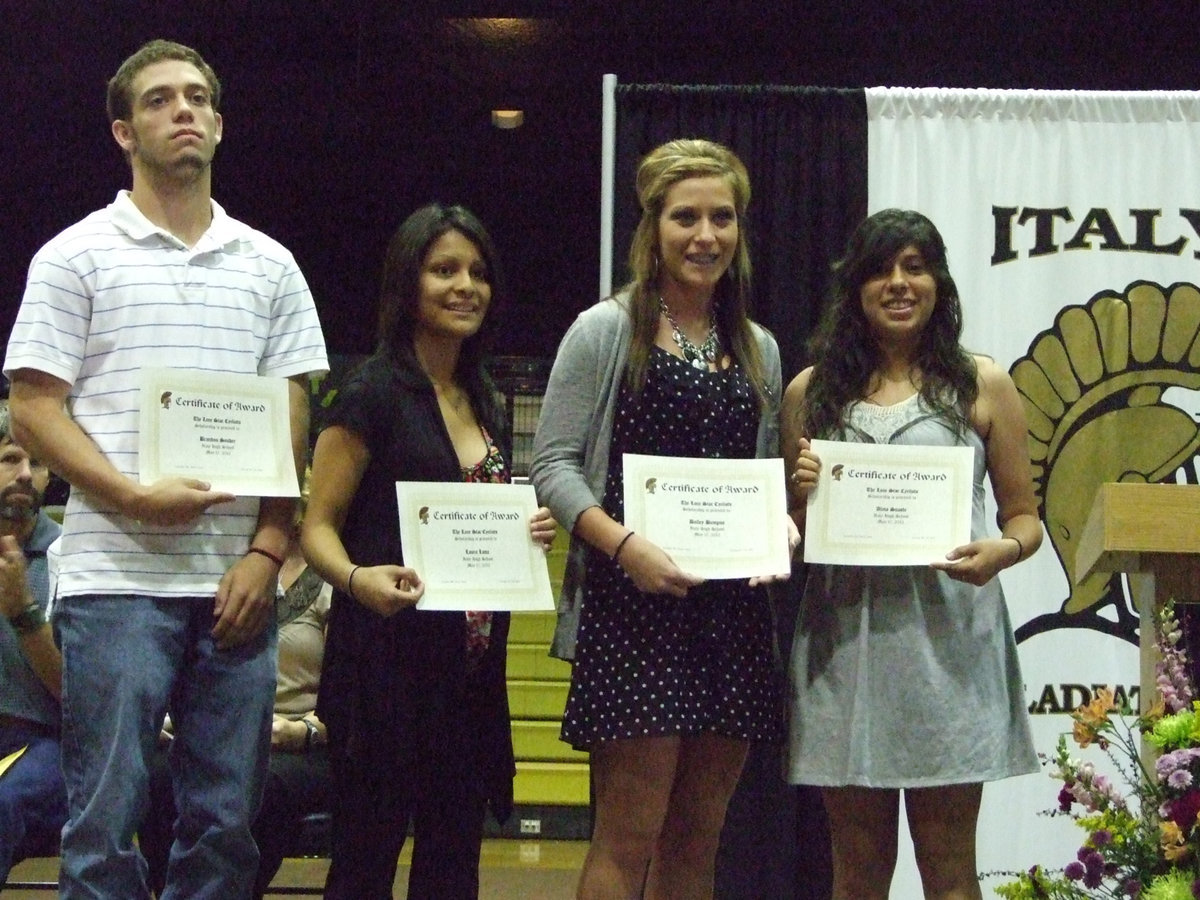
[530, 293, 783, 659]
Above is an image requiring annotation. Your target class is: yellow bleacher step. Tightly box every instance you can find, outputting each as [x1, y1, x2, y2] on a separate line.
[507, 644, 572, 681]
[514, 761, 591, 806]
[546, 546, 568, 584]
[512, 720, 588, 762]
[508, 679, 569, 720]
[508, 611, 557, 644]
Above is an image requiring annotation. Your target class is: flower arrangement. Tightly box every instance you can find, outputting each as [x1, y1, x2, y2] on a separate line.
[995, 602, 1200, 899]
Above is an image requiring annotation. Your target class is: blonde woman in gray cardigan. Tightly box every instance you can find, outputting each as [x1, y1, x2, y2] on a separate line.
[531, 138, 795, 900]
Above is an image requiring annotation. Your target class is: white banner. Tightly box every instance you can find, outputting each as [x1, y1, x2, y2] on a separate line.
[867, 87, 1200, 895]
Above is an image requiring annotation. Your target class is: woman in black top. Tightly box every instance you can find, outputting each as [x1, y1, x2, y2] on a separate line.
[302, 204, 554, 900]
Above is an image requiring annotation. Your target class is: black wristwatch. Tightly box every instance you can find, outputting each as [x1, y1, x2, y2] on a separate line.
[8, 603, 46, 636]
[302, 717, 318, 752]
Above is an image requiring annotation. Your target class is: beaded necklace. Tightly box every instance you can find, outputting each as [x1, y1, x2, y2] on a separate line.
[659, 297, 720, 370]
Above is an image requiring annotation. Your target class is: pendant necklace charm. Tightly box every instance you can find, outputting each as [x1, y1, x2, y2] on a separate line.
[659, 297, 719, 371]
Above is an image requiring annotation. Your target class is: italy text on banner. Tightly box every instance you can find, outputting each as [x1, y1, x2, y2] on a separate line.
[868, 86, 1200, 895]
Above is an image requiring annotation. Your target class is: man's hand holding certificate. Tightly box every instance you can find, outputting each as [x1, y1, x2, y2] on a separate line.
[803, 439, 974, 566]
[138, 369, 300, 497]
[622, 454, 791, 580]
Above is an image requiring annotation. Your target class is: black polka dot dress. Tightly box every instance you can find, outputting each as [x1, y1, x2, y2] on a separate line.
[560, 347, 784, 750]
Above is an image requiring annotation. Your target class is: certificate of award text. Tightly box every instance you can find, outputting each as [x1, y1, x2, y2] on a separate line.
[138, 369, 299, 497]
[395, 481, 554, 612]
[621, 454, 790, 580]
[804, 439, 974, 566]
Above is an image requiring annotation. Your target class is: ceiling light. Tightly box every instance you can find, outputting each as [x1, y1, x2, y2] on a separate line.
[491, 109, 524, 129]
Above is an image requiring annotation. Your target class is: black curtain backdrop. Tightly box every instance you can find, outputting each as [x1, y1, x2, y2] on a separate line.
[613, 84, 868, 899]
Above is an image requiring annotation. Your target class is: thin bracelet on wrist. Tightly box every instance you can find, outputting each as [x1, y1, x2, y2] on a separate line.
[246, 546, 284, 568]
[346, 565, 362, 599]
[1006, 535, 1024, 563]
[612, 531, 635, 563]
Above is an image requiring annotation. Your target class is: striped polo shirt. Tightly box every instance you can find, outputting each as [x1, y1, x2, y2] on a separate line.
[4, 191, 329, 599]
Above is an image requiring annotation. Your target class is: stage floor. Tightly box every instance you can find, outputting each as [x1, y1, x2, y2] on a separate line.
[4, 839, 588, 898]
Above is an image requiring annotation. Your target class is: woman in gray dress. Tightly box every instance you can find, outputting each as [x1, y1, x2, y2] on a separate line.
[782, 209, 1042, 900]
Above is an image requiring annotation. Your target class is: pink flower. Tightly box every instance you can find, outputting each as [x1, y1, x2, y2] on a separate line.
[1170, 768, 1195, 790]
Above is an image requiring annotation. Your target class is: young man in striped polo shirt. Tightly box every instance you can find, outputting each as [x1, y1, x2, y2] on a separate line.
[4, 39, 328, 898]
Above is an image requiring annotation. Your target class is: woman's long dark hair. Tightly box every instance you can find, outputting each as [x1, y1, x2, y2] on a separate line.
[376, 203, 507, 430]
[800, 208, 978, 439]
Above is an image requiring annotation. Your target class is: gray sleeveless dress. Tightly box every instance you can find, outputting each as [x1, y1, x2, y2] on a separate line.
[785, 394, 1037, 787]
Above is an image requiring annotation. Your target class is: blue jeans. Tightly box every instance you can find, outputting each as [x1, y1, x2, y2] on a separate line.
[0, 725, 67, 883]
[55, 594, 276, 900]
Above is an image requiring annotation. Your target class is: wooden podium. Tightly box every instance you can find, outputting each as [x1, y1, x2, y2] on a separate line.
[1077, 483, 1200, 708]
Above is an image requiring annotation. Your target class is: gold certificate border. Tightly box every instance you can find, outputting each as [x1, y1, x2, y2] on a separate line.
[137, 368, 298, 497]
[621, 453, 790, 580]
[395, 481, 554, 612]
[805, 439, 974, 566]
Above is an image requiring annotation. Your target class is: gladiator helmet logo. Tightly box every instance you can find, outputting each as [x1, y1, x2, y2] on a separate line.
[1011, 281, 1200, 646]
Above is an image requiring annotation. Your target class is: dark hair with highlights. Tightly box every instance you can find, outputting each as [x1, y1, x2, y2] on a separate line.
[800, 208, 977, 440]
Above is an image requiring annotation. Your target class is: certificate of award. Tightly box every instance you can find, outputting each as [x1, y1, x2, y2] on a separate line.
[803, 439, 974, 566]
[621, 454, 790, 580]
[137, 369, 299, 497]
[395, 481, 554, 612]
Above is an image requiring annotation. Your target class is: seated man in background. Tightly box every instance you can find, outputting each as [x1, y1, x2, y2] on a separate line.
[0, 402, 64, 883]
